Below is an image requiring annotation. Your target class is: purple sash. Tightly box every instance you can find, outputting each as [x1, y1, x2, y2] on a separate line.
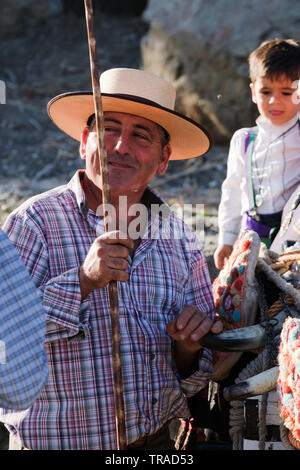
[241, 212, 271, 237]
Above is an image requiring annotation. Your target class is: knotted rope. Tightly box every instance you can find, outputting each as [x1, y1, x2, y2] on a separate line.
[280, 423, 298, 450]
[256, 256, 300, 313]
[229, 249, 300, 450]
[229, 349, 277, 449]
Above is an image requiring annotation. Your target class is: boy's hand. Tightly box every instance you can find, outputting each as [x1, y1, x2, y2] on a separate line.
[214, 244, 233, 270]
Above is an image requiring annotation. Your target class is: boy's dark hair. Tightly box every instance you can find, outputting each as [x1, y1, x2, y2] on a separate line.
[248, 38, 300, 82]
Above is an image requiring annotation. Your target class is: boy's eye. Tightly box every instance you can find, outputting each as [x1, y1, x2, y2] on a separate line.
[282, 91, 292, 96]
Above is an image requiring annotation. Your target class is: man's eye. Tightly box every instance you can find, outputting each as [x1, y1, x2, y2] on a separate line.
[105, 127, 119, 133]
[261, 91, 270, 95]
[134, 132, 150, 141]
[282, 92, 292, 96]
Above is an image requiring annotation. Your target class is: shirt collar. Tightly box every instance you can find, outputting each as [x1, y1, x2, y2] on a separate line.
[256, 113, 299, 140]
[66, 170, 88, 216]
[67, 170, 169, 218]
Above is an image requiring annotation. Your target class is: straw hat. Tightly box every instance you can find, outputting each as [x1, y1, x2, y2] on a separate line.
[47, 68, 211, 160]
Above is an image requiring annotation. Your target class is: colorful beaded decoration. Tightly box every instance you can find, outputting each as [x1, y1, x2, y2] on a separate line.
[278, 317, 300, 447]
[212, 230, 259, 330]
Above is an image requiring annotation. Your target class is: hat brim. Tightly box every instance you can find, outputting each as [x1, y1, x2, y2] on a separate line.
[47, 92, 211, 160]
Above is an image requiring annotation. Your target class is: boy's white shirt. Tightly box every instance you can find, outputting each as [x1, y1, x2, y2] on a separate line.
[218, 113, 300, 245]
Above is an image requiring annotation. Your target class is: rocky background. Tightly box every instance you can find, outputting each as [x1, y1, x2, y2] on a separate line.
[0, 0, 299, 282]
[142, 0, 300, 143]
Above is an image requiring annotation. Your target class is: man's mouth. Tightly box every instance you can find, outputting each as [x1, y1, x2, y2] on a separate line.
[108, 157, 137, 169]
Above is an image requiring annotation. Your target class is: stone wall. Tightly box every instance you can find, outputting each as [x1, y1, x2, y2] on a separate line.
[141, 0, 300, 143]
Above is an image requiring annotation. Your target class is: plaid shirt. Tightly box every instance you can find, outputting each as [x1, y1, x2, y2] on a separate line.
[0, 229, 48, 410]
[0, 171, 215, 450]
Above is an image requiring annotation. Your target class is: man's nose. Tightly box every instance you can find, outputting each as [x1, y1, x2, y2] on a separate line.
[114, 132, 131, 154]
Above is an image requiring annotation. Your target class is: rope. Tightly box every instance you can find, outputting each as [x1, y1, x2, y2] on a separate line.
[258, 393, 268, 450]
[280, 423, 297, 450]
[256, 258, 300, 312]
[256, 274, 275, 450]
[229, 274, 279, 450]
[228, 248, 300, 450]
[229, 400, 244, 450]
[228, 350, 274, 450]
[268, 288, 300, 318]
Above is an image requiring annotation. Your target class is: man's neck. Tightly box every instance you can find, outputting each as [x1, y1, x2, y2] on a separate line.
[80, 171, 147, 227]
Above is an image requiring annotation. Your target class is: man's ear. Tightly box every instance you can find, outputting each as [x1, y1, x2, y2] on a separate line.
[249, 82, 257, 104]
[79, 127, 90, 160]
[157, 143, 171, 176]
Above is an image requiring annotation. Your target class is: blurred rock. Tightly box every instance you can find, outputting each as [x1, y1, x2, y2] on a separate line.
[141, 0, 300, 143]
[0, 0, 62, 39]
[63, 0, 148, 17]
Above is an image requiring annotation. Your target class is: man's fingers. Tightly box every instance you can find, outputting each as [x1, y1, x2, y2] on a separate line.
[99, 243, 130, 260]
[98, 231, 134, 250]
[95, 231, 134, 260]
[169, 307, 212, 341]
[166, 319, 178, 336]
[105, 256, 129, 271]
[211, 320, 223, 334]
[182, 316, 213, 341]
[168, 306, 223, 342]
[107, 267, 129, 283]
[175, 305, 198, 331]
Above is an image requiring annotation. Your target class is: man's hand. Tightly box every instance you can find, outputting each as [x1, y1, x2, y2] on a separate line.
[166, 305, 223, 353]
[213, 244, 233, 270]
[79, 230, 133, 299]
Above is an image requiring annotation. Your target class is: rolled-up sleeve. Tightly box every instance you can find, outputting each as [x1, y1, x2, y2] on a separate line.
[218, 130, 246, 245]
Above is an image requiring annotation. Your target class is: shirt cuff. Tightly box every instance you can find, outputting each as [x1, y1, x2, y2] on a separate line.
[179, 348, 213, 397]
[218, 231, 238, 246]
[41, 267, 91, 342]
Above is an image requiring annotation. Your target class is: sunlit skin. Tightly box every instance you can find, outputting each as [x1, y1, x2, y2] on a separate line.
[78, 111, 223, 369]
[80, 112, 171, 212]
[250, 75, 300, 126]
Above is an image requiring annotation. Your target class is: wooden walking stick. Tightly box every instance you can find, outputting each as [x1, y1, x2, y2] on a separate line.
[83, 0, 127, 450]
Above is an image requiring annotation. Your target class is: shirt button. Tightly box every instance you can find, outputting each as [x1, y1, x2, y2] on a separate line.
[152, 397, 158, 405]
[150, 353, 155, 361]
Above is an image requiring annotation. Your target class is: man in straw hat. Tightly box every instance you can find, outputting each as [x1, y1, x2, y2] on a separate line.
[1, 68, 222, 450]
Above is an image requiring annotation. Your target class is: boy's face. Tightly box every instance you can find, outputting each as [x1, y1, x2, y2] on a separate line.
[250, 75, 300, 126]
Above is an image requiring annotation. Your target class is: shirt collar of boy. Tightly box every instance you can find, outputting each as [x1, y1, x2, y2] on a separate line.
[256, 112, 299, 141]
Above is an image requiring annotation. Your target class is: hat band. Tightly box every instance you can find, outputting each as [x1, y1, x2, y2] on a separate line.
[102, 93, 172, 111]
[87, 93, 172, 137]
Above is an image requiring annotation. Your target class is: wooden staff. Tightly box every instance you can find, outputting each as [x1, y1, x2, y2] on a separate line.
[84, 0, 127, 450]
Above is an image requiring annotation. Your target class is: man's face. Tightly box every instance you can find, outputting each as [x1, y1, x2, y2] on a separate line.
[80, 112, 171, 199]
[250, 75, 300, 126]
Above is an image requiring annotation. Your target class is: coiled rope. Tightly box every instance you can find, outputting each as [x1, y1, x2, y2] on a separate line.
[229, 251, 300, 450]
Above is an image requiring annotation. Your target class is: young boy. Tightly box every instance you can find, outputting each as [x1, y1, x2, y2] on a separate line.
[214, 38, 300, 270]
